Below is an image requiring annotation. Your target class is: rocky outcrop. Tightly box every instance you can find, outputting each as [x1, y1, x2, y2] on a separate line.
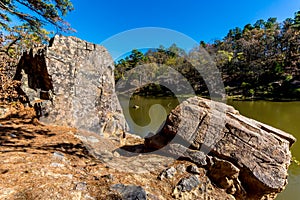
[8, 35, 296, 199]
[145, 96, 296, 199]
[14, 35, 127, 137]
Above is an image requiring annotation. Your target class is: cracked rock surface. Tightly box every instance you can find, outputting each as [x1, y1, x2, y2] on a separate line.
[145, 96, 296, 199]
[15, 35, 127, 138]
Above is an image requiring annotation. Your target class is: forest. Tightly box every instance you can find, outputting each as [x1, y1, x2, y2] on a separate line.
[115, 11, 300, 100]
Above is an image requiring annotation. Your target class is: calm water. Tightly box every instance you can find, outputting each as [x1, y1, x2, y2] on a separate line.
[119, 96, 300, 199]
[227, 100, 300, 200]
[119, 95, 180, 137]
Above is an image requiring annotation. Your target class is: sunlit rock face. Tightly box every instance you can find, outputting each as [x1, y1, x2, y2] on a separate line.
[15, 35, 127, 137]
[145, 96, 296, 199]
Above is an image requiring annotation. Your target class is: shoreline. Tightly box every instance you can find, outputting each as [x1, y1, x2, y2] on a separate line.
[118, 92, 300, 102]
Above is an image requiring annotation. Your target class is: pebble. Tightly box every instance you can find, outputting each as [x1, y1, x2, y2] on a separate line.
[53, 152, 65, 160]
[111, 184, 147, 200]
[50, 162, 65, 168]
[158, 167, 177, 180]
[75, 182, 87, 191]
[113, 151, 120, 157]
[176, 175, 201, 192]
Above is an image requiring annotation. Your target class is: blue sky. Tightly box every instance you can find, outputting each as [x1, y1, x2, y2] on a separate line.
[63, 0, 300, 59]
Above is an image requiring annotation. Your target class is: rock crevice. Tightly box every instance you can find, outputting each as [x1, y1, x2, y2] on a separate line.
[14, 35, 127, 137]
[145, 96, 296, 199]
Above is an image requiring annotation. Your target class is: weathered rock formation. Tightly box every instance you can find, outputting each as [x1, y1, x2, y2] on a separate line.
[8, 35, 296, 200]
[14, 35, 127, 137]
[145, 96, 296, 199]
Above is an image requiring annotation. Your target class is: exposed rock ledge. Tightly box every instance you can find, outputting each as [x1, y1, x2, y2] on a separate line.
[145, 96, 296, 199]
[2, 35, 295, 200]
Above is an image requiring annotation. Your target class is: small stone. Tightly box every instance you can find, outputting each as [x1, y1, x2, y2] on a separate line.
[176, 175, 201, 192]
[50, 162, 64, 168]
[186, 165, 200, 174]
[158, 167, 177, 180]
[75, 182, 87, 191]
[53, 151, 65, 160]
[113, 151, 120, 157]
[111, 184, 147, 200]
[10, 133, 17, 138]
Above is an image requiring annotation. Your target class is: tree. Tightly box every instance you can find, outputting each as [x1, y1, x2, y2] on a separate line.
[243, 24, 253, 34]
[292, 11, 300, 30]
[0, 0, 74, 53]
[114, 49, 147, 81]
[254, 19, 265, 29]
[282, 18, 293, 32]
[0, 0, 74, 34]
[0, 0, 74, 102]
[114, 10, 300, 99]
[265, 17, 277, 29]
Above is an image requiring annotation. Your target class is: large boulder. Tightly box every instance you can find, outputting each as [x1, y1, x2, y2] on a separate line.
[145, 96, 296, 199]
[14, 35, 127, 137]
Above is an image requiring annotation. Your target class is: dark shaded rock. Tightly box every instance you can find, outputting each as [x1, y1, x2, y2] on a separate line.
[15, 35, 127, 138]
[102, 174, 114, 180]
[145, 96, 296, 199]
[207, 157, 246, 198]
[207, 157, 240, 188]
[111, 184, 147, 200]
[175, 175, 201, 192]
[186, 165, 200, 174]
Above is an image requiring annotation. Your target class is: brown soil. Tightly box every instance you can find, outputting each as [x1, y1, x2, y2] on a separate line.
[0, 103, 231, 200]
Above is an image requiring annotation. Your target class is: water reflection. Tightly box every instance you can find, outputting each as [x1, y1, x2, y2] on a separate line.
[119, 95, 180, 137]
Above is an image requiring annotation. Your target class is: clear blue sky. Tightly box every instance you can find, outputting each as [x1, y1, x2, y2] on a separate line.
[63, 0, 300, 59]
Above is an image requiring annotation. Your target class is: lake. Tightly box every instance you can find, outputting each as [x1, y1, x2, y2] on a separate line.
[227, 100, 300, 200]
[118, 96, 300, 199]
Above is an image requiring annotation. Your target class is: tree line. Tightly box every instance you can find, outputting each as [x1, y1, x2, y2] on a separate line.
[115, 11, 300, 100]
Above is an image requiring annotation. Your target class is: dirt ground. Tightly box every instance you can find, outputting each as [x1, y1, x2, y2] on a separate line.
[0, 103, 231, 200]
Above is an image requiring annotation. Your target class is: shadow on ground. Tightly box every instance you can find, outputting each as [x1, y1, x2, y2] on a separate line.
[0, 117, 91, 159]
